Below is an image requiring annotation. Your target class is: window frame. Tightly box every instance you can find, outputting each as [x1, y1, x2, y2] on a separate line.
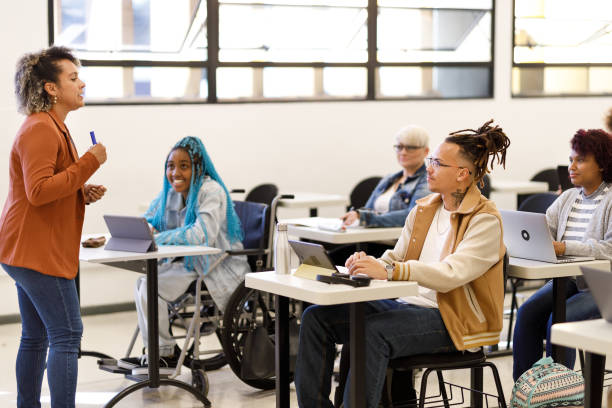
[511, 0, 612, 98]
[48, 0, 495, 105]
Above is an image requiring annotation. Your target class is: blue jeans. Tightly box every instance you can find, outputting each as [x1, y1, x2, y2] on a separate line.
[2, 264, 83, 408]
[295, 300, 456, 408]
[512, 279, 600, 381]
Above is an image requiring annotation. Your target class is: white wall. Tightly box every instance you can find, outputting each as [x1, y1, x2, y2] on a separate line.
[1, 1, 611, 315]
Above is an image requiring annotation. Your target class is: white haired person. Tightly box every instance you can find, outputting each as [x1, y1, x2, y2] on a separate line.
[342, 125, 431, 228]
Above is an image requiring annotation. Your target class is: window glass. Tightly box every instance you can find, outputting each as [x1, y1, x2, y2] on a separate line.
[54, 0, 207, 62]
[513, 0, 612, 96]
[218, 0, 367, 63]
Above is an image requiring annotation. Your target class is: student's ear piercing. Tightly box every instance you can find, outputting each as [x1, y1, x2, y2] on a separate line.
[51, 95, 58, 104]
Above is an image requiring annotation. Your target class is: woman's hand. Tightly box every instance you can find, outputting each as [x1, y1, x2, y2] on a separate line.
[552, 241, 566, 256]
[84, 184, 106, 204]
[87, 143, 107, 165]
[341, 210, 359, 226]
[345, 251, 386, 279]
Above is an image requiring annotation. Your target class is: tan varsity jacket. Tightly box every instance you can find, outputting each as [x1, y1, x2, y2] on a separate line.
[379, 183, 505, 350]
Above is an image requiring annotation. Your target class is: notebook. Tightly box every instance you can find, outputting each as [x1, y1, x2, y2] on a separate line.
[580, 266, 612, 323]
[103, 215, 158, 253]
[500, 210, 594, 263]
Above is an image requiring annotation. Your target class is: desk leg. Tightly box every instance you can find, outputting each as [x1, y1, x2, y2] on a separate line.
[584, 352, 606, 408]
[103, 258, 211, 408]
[275, 295, 290, 408]
[146, 258, 160, 387]
[350, 302, 366, 408]
[551, 277, 567, 364]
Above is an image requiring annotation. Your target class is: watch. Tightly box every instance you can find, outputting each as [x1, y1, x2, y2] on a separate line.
[385, 263, 394, 281]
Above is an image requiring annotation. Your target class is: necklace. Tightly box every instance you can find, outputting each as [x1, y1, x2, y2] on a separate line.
[436, 206, 451, 235]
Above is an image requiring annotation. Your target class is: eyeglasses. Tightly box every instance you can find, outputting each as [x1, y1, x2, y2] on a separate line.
[425, 157, 472, 174]
[393, 144, 423, 152]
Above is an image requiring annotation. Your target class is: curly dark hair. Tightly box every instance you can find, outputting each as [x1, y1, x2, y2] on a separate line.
[605, 108, 612, 133]
[445, 119, 511, 186]
[14, 46, 79, 115]
[570, 129, 612, 183]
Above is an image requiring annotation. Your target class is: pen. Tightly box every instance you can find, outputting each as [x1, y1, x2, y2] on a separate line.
[90, 131, 97, 145]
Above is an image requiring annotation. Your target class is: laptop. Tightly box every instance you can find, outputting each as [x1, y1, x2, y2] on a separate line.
[103, 215, 158, 253]
[500, 210, 594, 263]
[288, 240, 346, 274]
[557, 165, 574, 191]
[580, 266, 612, 323]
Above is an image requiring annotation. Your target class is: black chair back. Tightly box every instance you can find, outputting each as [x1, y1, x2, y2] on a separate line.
[245, 183, 279, 207]
[517, 192, 558, 214]
[531, 168, 560, 191]
[349, 176, 382, 210]
[478, 174, 491, 198]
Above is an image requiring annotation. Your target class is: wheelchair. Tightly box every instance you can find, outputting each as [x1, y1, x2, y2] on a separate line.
[123, 193, 302, 394]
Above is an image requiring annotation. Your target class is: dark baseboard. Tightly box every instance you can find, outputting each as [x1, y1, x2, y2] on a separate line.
[0, 302, 136, 325]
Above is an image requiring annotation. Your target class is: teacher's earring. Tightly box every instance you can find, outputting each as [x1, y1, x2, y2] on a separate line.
[51, 95, 58, 104]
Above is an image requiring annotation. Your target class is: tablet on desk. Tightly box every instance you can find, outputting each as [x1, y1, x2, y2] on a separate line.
[103, 215, 158, 253]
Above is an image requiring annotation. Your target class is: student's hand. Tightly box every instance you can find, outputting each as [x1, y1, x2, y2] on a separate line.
[552, 241, 566, 256]
[347, 256, 386, 279]
[87, 143, 107, 165]
[84, 184, 107, 204]
[345, 250, 367, 269]
[341, 210, 359, 226]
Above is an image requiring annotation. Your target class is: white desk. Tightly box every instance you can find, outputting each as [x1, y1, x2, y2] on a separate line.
[507, 258, 610, 364]
[79, 240, 220, 407]
[551, 319, 612, 408]
[278, 193, 348, 216]
[491, 181, 549, 194]
[246, 271, 417, 408]
[284, 217, 402, 245]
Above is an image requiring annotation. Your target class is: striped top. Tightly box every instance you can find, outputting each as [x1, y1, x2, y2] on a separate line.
[562, 184, 610, 242]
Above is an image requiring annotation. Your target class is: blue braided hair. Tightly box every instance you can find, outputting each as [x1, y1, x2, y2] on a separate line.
[146, 136, 243, 271]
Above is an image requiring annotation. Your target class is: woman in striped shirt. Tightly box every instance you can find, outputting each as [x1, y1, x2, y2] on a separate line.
[513, 128, 612, 381]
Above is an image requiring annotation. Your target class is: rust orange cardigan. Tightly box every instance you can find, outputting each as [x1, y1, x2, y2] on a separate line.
[0, 111, 100, 279]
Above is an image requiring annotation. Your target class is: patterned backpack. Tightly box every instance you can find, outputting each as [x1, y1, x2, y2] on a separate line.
[510, 357, 584, 408]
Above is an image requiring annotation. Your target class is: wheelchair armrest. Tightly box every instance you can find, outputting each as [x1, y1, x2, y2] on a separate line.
[226, 248, 267, 257]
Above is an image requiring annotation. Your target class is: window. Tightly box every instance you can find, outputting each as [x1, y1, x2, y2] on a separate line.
[50, 0, 494, 103]
[513, 0, 612, 97]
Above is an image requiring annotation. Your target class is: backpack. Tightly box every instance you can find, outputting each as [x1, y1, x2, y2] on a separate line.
[510, 357, 584, 408]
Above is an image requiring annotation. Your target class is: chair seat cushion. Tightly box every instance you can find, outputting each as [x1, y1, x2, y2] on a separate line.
[389, 349, 486, 370]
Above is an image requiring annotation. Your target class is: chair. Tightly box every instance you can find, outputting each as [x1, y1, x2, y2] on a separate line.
[245, 183, 279, 207]
[123, 198, 300, 393]
[516, 192, 558, 214]
[504, 193, 558, 349]
[335, 253, 509, 408]
[478, 174, 491, 198]
[349, 176, 382, 210]
[517, 168, 559, 208]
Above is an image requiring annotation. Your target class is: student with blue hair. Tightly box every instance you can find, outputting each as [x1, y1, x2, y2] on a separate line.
[120, 136, 250, 371]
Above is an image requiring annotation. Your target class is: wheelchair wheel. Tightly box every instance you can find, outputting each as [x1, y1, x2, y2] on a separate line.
[221, 281, 295, 390]
[169, 310, 227, 371]
[191, 368, 210, 397]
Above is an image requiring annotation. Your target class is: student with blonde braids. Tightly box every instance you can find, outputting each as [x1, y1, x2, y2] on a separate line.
[295, 120, 510, 408]
[120, 136, 250, 372]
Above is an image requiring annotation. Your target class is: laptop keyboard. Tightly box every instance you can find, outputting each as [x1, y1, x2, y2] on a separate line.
[556, 255, 579, 263]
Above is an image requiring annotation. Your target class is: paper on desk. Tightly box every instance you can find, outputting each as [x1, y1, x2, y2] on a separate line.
[293, 264, 334, 280]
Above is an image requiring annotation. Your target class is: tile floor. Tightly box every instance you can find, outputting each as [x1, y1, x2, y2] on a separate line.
[0, 304, 608, 407]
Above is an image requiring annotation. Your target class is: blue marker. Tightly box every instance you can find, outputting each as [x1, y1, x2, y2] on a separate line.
[89, 131, 97, 145]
